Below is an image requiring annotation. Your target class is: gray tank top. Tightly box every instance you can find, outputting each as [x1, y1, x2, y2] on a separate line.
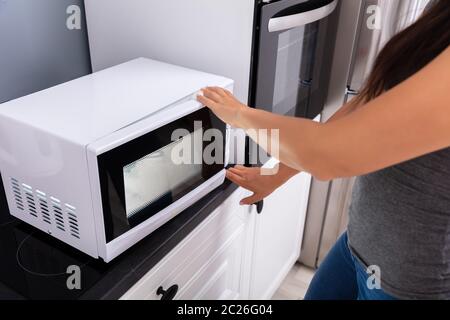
[348, 147, 450, 299]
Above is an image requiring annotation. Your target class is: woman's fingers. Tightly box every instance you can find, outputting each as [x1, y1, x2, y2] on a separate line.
[198, 86, 247, 127]
[201, 88, 222, 102]
[224, 89, 233, 97]
[226, 170, 248, 187]
[228, 166, 246, 176]
[209, 86, 228, 97]
[197, 94, 217, 109]
[229, 168, 253, 182]
[202, 86, 228, 102]
[240, 193, 262, 206]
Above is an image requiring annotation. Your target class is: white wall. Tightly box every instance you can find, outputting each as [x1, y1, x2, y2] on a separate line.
[84, 0, 255, 103]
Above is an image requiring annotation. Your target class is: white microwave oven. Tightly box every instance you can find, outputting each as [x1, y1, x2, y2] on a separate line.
[0, 58, 233, 262]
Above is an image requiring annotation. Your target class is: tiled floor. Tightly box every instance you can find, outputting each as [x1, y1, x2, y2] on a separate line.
[271, 263, 316, 300]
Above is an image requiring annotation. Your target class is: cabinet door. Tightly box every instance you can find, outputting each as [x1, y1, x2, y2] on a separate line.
[178, 188, 252, 300]
[249, 172, 312, 299]
[178, 218, 245, 300]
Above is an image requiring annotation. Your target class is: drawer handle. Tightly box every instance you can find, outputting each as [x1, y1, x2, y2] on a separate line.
[255, 200, 264, 214]
[157, 285, 178, 300]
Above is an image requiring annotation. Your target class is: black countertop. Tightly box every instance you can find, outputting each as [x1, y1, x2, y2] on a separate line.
[0, 174, 237, 300]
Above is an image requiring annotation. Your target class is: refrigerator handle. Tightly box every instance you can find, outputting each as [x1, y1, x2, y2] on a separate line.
[344, 86, 360, 104]
[345, 86, 360, 96]
[268, 0, 338, 33]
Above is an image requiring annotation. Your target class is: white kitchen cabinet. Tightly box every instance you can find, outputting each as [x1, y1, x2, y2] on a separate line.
[121, 188, 252, 300]
[248, 172, 312, 299]
[121, 171, 311, 300]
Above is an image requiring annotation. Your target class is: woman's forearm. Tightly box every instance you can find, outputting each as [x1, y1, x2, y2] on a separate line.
[277, 162, 300, 180]
[199, 47, 450, 181]
[236, 107, 326, 178]
[234, 47, 450, 181]
[274, 99, 362, 177]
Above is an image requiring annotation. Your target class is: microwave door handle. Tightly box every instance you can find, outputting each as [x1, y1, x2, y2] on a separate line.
[268, 0, 338, 33]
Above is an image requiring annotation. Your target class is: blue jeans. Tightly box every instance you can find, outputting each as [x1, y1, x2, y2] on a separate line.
[304, 232, 397, 300]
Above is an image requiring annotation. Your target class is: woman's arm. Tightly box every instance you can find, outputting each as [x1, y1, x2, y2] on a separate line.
[275, 98, 363, 174]
[326, 98, 362, 123]
[224, 99, 362, 204]
[198, 47, 450, 181]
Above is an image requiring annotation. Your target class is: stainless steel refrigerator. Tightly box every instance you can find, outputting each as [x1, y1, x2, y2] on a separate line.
[299, 0, 432, 268]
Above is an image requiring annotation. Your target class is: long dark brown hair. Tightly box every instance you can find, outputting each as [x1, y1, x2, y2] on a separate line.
[355, 0, 450, 104]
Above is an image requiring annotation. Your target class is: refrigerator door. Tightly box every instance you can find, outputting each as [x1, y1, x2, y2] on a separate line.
[346, 0, 432, 101]
[345, 0, 382, 100]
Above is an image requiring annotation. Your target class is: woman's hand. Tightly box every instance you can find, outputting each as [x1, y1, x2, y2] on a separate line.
[226, 164, 299, 205]
[197, 87, 248, 127]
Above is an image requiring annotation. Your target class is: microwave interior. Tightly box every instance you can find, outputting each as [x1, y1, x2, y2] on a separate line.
[97, 108, 226, 242]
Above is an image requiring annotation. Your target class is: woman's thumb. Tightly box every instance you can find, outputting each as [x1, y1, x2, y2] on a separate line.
[240, 194, 261, 205]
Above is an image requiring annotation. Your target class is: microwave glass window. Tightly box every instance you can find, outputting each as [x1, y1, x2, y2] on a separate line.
[98, 107, 226, 243]
[273, 22, 319, 117]
[123, 130, 203, 218]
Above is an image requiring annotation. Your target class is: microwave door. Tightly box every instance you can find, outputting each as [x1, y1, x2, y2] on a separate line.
[254, 0, 339, 119]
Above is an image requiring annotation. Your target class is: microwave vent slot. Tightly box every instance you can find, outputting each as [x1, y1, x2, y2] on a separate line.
[36, 190, 51, 225]
[51, 198, 65, 232]
[9, 178, 80, 240]
[65, 204, 80, 239]
[22, 183, 37, 218]
[10, 178, 24, 211]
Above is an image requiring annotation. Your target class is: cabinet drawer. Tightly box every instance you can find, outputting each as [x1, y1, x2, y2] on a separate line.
[121, 188, 247, 300]
[177, 223, 244, 300]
